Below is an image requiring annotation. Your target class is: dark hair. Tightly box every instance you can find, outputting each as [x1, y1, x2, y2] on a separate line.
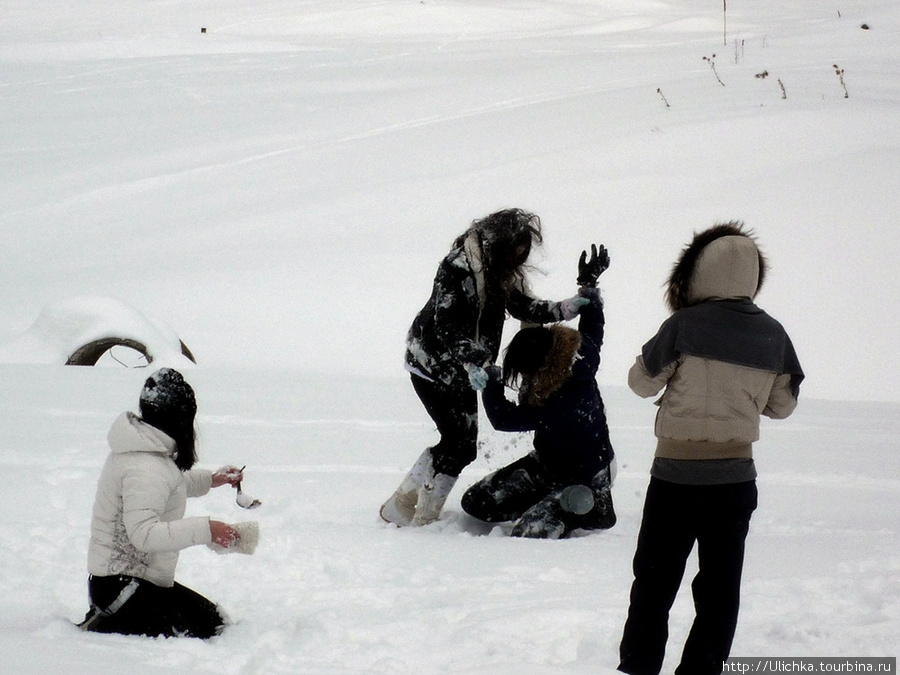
[502, 326, 554, 389]
[456, 208, 543, 297]
[139, 368, 198, 471]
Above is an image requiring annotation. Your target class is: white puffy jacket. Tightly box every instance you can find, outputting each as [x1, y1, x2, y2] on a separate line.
[87, 412, 213, 587]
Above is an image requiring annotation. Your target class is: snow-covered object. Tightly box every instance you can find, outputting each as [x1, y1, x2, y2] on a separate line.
[235, 483, 262, 509]
[0, 296, 195, 367]
[206, 521, 260, 556]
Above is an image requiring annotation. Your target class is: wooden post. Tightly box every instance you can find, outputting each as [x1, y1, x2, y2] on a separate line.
[723, 0, 727, 46]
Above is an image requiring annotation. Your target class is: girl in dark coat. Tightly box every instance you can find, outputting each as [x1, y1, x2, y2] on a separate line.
[461, 245, 616, 539]
[380, 209, 590, 527]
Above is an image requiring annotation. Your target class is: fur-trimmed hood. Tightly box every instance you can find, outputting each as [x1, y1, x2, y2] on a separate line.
[666, 222, 767, 312]
[521, 325, 582, 406]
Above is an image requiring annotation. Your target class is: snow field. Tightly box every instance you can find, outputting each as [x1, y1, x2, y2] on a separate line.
[1, 367, 897, 673]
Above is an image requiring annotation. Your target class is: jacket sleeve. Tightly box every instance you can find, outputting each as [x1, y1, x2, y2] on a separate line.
[481, 370, 538, 432]
[121, 456, 212, 553]
[763, 373, 799, 419]
[576, 287, 604, 347]
[506, 286, 565, 324]
[183, 469, 213, 498]
[628, 354, 677, 398]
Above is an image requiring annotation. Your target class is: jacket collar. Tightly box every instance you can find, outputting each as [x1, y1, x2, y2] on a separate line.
[107, 411, 176, 457]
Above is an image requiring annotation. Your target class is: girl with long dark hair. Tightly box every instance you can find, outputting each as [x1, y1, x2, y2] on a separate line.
[380, 208, 591, 526]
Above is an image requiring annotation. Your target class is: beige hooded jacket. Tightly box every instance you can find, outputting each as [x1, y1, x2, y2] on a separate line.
[629, 226, 800, 460]
[87, 412, 213, 587]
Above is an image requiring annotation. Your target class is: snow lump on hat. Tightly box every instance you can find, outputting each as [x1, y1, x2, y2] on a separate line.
[139, 368, 196, 419]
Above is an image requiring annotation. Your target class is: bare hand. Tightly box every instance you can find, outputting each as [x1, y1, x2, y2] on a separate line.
[212, 465, 243, 488]
[210, 520, 241, 548]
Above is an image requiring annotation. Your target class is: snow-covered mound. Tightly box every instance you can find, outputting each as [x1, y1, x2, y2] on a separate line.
[0, 296, 196, 368]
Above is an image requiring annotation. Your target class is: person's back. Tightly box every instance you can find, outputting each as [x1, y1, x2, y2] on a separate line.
[618, 222, 803, 675]
[628, 223, 802, 482]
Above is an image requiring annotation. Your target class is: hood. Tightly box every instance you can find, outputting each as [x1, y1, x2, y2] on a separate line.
[666, 222, 767, 312]
[107, 411, 176, 457]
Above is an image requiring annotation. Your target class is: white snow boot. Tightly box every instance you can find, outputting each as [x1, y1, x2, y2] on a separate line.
[380, 449, 432, 526]
[413, 469, 458, 527]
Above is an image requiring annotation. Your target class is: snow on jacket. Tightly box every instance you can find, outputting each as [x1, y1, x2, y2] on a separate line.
[482, 287, 614, 484]
[87, 412, 213, 587]
[628, 224, 804, 461]
[406, 233, 566, 388]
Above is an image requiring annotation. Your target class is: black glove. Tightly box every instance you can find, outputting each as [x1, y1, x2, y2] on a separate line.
[577, 244, 610, 287]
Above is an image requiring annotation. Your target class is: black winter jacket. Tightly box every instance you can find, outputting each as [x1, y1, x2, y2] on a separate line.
[481, 289, 614, 485]
[406, 241, 564, 388]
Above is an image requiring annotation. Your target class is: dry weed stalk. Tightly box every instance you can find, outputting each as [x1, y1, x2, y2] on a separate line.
[703, 54, 726, 86]
[833, 64, 849, 98]
[656, 87, 671, 108]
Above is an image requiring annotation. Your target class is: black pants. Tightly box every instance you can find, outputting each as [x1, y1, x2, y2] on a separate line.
[619, 478, 758, 675]
[82, 575, 225, 639]
[411, 374, 478, 477]
[461, 453, 616, 538]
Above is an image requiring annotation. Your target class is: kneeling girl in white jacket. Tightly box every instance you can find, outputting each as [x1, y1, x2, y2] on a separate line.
[81, 368, 247, 639]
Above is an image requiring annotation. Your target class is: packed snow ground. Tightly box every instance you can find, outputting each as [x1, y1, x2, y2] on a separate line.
[1, 1, 899, 673]
[0, 367, 898, 674]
